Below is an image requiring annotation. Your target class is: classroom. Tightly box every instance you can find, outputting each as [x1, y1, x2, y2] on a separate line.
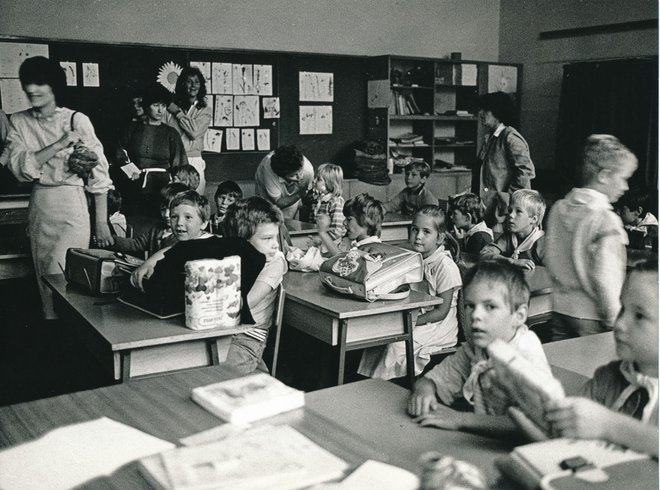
[0, 1, 657, 488]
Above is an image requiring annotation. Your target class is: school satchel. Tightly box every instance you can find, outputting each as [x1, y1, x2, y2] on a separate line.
[64, 248, 131, 295]
[318, 242, 423, 301]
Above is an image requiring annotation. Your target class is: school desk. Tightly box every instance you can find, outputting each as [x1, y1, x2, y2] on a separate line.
[543, 332, 616, 378]
[282, 270, 443, 387]
[43, 274, 247, 382]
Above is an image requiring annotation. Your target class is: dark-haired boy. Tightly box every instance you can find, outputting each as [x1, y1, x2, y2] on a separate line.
[384, 161, 438, 216]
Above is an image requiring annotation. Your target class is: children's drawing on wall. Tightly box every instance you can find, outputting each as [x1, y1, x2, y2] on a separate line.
[299, 105, 333, 134]
[0, 79, 29, 113]
[233, 96, 259, 127]
[214, 95, 233, 127]
[204, 129, 223, 153]
[226, 128, 240, 150]
[232, 64, 253, 95]
[256, 129, 270, 151]
[59, 62, 77, 86]
[157, 61, 183, 93]
[82, 63, 100, 87]
[262, 97, 280, 119]
[488, 65, 518, 94]
[241, 129, 255, 151]
[253, 64, 273, 96]
[0, 42, 48, 78]
[211, 62, 232, 95]
[299, 71, 333, 102]
[190, 61, 212, 91]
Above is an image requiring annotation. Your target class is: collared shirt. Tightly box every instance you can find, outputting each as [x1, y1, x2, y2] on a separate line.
[162, 100, 212, 158]
[254, 151, 314, 204]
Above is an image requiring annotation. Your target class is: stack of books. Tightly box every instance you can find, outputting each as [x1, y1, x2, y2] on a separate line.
[390, 133, 424, 146]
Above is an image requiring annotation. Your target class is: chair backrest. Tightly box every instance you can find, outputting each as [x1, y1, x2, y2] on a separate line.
[264, 283, 286, 377]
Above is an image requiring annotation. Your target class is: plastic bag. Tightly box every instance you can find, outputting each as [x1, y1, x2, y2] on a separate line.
[286, 246, 324, 272]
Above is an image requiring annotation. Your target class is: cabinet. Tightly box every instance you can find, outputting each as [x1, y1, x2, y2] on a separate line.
[367, 55, 521, 173]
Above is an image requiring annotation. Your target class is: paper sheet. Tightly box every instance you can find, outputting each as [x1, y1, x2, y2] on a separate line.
[253, 64, 273, 96]
[233, 64, 253, 95]
[82, 63, 100, 87]
[488, 65, 518, 93]
[241, 128, 255, 150]
[214, 95, 233, 126]
[367, 79, 389, 108]
[299, 105, 333, 134]
[190, 61, 212, 91]
[0, 417, 174, 490]
[338, 460, 419, 490]
[226, 128, 240, 150]
[262, 97, 280, 119]
[204, 129, 223, 153]
[233, 95, 259, 127]
[0, 79, 29, 113]
[299, 71, 333, 102]
[211, 62, 233, 94]
[59, 61, 77, 86]
[257, 129, 270, 151]
[462, 64, 478, 86]
[0, 42, 49, 78]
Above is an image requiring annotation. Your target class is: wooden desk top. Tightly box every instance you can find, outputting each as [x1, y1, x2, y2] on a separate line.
[283, 270, 443, 319]
[543, 332, 616, 378]
[44, 274, 247, 351]
[286, 213, 411, 236]
[460, 253, 551, 297]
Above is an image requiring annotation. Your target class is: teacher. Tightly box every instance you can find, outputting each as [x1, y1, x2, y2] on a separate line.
[471, 92, 535, 231]
[255, 145, 313, 220]
[5, 56, 113, 320]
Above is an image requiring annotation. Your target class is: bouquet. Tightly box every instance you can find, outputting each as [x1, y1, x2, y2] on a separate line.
[67, 143, 99, 182]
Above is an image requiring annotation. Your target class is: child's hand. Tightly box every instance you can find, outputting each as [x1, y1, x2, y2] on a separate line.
[513, 258, 536, 270]
[413, 404, 466, 431]
[317, 213, 331, 232]
[305, 235, 322, 249]
[130, 262, 155, 291]
[408, 378, 438, 416]
[544, 397, 611, 440]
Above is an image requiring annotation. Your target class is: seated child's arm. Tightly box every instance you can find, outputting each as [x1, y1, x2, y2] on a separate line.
[130, 245, 172, 291]
[107, 232, 150, 255]
[480, 236, 536, 271]
[317, 214, 341, 256]
[408, 378, 439, 416]
[416, 287, 457, 326]
[545, 397, 659, 457]
[383, 190, 404, 214]
[415, 406, 519, 437]
[247, 254, 287, 310]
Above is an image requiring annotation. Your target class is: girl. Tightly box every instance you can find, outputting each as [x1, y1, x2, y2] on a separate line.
[309, 163, 346, 252]
[358, 205, 462, 379]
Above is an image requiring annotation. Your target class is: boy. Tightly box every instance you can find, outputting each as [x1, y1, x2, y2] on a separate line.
[617, 190, 658, 249]
[108, 182, 189, 257]
[408, 260, 551, 423]
[546, 135, 637, 340]
[209, 180, 243, 235]
[543, 259, 658, 456]
[132, 197, 287, 374]
[449, 193, 493, 255]
[384, 161, 438, 216]
[171, 164, 201, 192]
[322, 193, 384, 256]
[480, 189, 546, 270]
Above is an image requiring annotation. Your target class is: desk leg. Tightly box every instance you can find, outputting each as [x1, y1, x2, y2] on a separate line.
[120, 351, 131, 382]
[208, 341, 220, 365]
[404, 310, 415, 388]
[337, 319, 349, 385]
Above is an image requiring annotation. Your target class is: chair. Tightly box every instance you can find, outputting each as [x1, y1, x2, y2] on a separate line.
[263, 284, 286, 377]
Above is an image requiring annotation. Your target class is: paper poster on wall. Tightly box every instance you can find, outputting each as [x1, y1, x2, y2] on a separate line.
[226, 128, 240, 150]
[256, 129, 270, 151]
[241, 129, 255, 150]
[59, 62, 77, 86]
[299, 71, 333, 102]
[299, 105, 333, 134]
[214, 95, 233, 126]
[462, 64, 478, 86]
[0, 78, 29, 113]
[253, 65, 272, 96]
[0, 42, 49, 78]
[82, 63, 100, 87]
[203, 129, 223, 153]
[233, 96, 259, 127]
[232, 64, 253, 95]
[367, 80, 389, 108]
[211, 63, 232, 95]
[190, 61, 211, 91]
[488, 65, 518, 94]
[262, 97, 280, 119]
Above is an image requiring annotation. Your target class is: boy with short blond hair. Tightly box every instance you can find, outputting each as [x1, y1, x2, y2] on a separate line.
[384, 161, 438, 216]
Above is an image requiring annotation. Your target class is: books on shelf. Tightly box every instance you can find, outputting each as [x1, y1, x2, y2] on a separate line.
[191, 373, 305, 424]
[389, 91, 422, 115]
[390, 132, 424, 145]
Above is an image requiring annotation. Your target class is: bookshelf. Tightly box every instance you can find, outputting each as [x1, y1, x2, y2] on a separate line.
[367, 55, 521, 173]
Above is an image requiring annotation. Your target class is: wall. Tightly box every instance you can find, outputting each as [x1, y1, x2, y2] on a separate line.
[499, 0, 657, 175]
[1, 0, 500, 60]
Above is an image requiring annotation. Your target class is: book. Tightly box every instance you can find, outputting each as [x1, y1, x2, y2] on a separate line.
[138, 425, 348, 490]
[191, 373, 305, 424]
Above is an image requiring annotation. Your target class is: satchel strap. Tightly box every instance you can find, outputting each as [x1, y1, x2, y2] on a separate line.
[69, 111, 79, 131]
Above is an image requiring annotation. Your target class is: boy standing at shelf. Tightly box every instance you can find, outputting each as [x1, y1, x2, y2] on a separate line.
[384, 161, 438, 216]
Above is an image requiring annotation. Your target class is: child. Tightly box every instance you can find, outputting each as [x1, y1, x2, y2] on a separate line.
[617, 190, 658, 249]
[107, 189, 127, 237]
[109, 182, 189, 257]
[358, 205, 462, 379]
[323, 193, 385, 256]
[449, 193, 493, 255]
[171, 164, 201, 192]
[408, 260, 551, 423]
[480, 189, 546, 270]
[546, 135, 637, 340]
[308, 163, 346, 251]
[543, 259, 658, 456]
[384, 161, 438, 216]
[132, 197, 287, 374]
[209, 180, 243, 235]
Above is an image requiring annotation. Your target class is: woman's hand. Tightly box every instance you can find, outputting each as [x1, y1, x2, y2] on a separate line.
[167, 103, 181, 115]
[57, 131, 81, 150]
[94, 222, 114, 248]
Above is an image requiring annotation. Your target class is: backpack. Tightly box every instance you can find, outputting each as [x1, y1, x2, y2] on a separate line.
[318, 242, 423, 301]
